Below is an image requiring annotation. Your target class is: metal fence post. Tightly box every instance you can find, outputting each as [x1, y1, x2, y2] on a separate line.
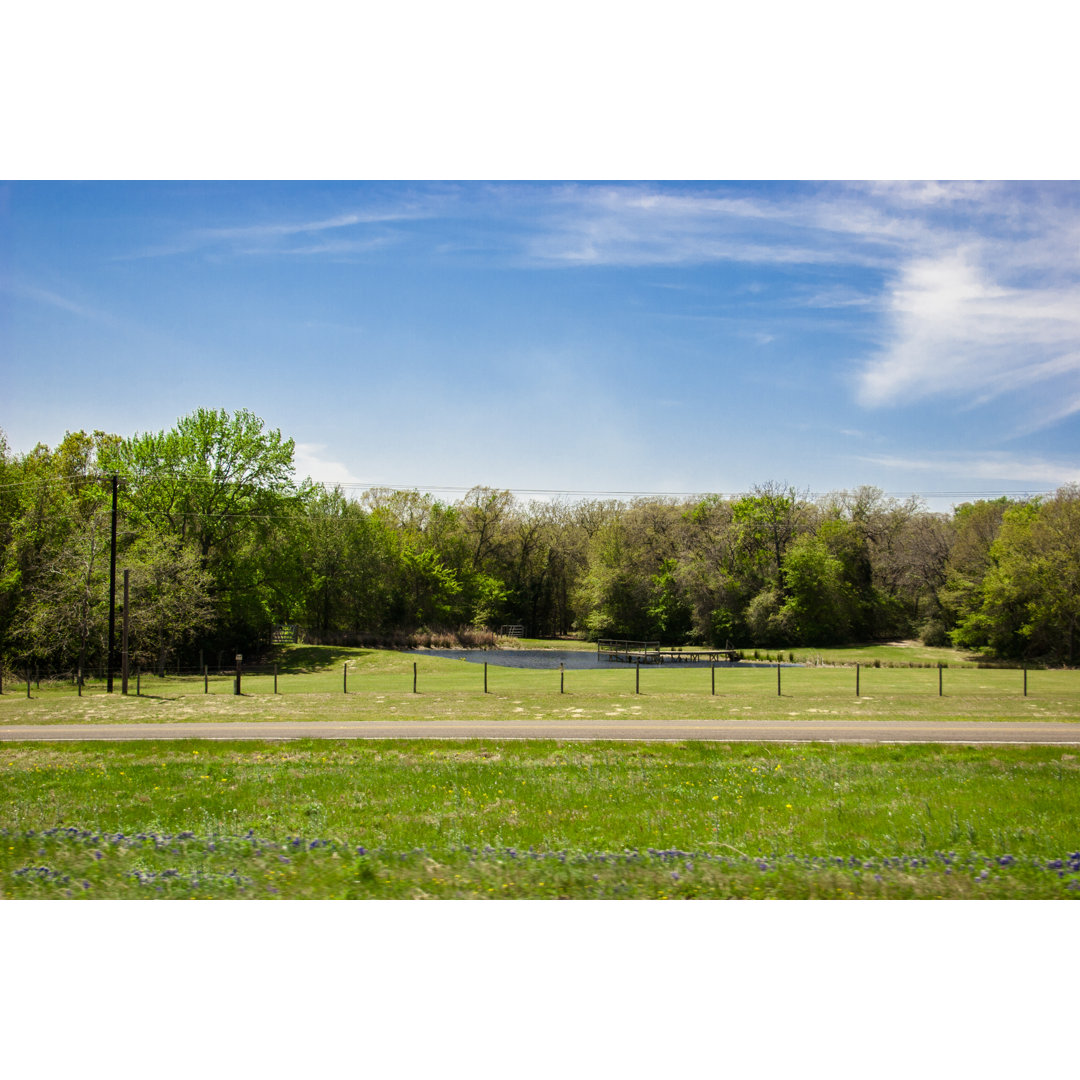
[413, 661, 417, 694]
[856, 663, 860, 697]
[636, 662, 640, 694]
[938, 663, 943, 697]
[711, 664, 715, 696]
[274, 663, 278, 694]
[560, 662, 565, 694]
[484, 662, 488, 694]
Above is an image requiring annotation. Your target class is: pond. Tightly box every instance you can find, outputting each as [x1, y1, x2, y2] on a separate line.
[410, 649, 775, 670]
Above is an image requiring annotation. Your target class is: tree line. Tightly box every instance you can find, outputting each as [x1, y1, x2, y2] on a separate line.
[1, 409, 1076, 673]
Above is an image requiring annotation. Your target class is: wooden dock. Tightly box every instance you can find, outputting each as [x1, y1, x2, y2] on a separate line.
[597, 639, 741, 664]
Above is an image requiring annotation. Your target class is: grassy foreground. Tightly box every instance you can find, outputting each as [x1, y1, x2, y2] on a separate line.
[3, 740, 1079, 899]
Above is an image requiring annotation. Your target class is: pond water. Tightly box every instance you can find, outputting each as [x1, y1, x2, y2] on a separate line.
[410, 649, 776, 670]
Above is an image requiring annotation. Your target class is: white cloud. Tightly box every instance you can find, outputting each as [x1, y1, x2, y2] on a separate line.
[293, 444, 365, 487]
[860, 452, 1079, 487]
[0, 278, 117, 324]
[118, 198, 438, 260]
[521, 184, 901, 269]
[857, 180, 997, 206]
[856, 249, 1080, 420]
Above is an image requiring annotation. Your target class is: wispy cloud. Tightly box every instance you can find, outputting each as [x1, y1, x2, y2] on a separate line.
[236, 236, 393, 258]
[119, 199, 437, 260]
[293, 443, 365, 487]
[519, 184, 903, 269]
[856, 249, 1080, 423]
[98, 181, 1080, 433]
[203, 211, 395, 241]
[0, 278, 118, 324]
[860, 451, 1079, 487]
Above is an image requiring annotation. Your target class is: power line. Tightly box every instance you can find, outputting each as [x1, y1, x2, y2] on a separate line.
[0, 469, 1069, 502]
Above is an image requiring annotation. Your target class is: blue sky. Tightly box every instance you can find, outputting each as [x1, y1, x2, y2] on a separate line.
[3, 180, 1079, 509]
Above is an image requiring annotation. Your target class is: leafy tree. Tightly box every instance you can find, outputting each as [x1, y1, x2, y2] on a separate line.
[300, 487, 392, 638]
[940, 498, 1010, 635]
[399, 546, 462, 627]
[12, 508, 111, 673]
[646, 559, 693, 644]
[101, 409, 301, 645]
[1, 432, 117, 671]
[103, 408, 297, 558]
[459, 486, 514, 572]
[731, 483, 807, 597]
[744, 587, 794, 645]
[125, 534, 215, 674]
[779, 533, 853, 644]
[954, 487, 1080, 663]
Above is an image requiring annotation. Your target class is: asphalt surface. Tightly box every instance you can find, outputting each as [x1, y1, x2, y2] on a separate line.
[2, 718, 1079, 744]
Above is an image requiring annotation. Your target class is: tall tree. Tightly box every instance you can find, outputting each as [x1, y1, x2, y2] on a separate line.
[101, 409, 301, 644]
[954, 487, 1080, 663]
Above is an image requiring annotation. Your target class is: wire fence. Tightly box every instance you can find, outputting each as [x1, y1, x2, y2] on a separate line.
[2, 660, 1077, 703]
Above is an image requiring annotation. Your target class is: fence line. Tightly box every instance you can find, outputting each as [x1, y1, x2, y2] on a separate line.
[2, 662, 1071, 702]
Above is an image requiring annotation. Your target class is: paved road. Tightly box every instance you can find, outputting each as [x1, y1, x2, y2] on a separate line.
[2, 719, 1079, 744]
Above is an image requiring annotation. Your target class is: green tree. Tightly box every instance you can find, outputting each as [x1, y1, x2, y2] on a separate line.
[125, 534, 215, 674]
[954, 487, 1080, 663]
[12, 508, 111, 674]
[779, 533, 853, 644]
[399, 546, 463, 627]
[102, 409, 301, 645]
[646, 559, 693, 644]
[731, 483, 807, 597]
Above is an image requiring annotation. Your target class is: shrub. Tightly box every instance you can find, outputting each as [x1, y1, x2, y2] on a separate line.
[920, 618, 951, 647]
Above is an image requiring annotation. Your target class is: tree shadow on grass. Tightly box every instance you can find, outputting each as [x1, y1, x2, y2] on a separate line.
[268, 645, 381, 674]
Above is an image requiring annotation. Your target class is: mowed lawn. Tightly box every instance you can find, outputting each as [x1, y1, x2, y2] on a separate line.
[1, 644, 1077, 726]
[4, 646, 1078, 899]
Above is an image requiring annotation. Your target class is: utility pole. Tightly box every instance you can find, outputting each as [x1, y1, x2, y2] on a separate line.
[121, 568, 130, 695]
[107, 474, 118, 693]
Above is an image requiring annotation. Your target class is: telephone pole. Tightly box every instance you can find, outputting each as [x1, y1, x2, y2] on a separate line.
[107, 474, 118, 693]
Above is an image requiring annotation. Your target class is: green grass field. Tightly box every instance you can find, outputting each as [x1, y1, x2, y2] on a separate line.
[4, 644, 1078, 899]
[3, 739, 1078, 899]
[2, 643, 1077, 727]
